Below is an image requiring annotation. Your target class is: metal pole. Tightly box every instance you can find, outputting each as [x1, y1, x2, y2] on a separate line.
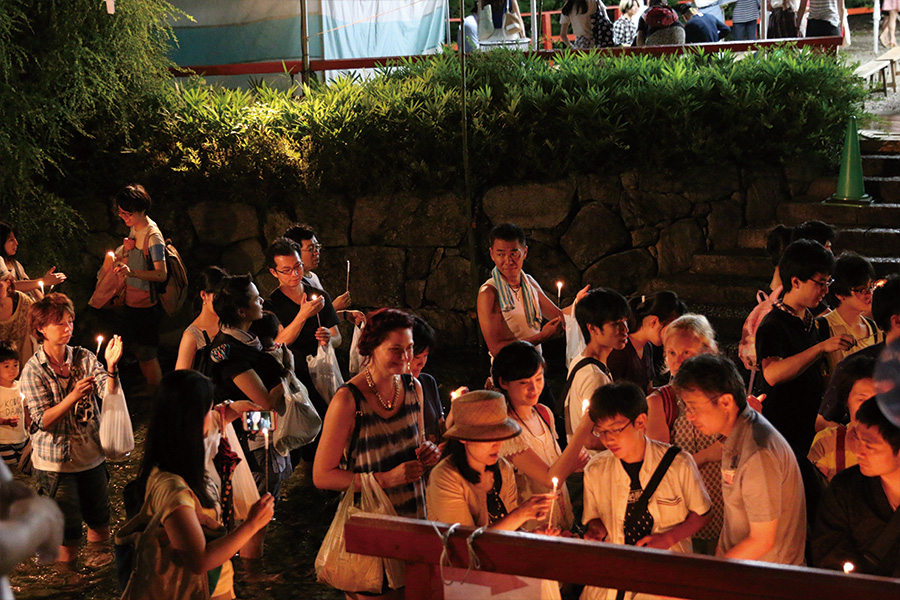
[300, 0, 311, 85]
[875, 0, 882, 55]
[761, 3, 768, 39]
[446, 0, 452, 47]
[531, 0, 538, 50]
[459, 0, 478, 304]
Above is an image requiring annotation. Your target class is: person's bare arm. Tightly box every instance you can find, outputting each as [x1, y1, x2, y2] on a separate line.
[723, 519, 778, 560]
[116, 258, 166, 283]
[761, 334, 851, 386]
[560, 22, 573, 48]
[797, 0, 808, 27]
[692, 441, 722, 467]
[175, 331, 199, 371]
[583, 518, 609, 541]
[162, 494, 273, 574]
[646, 391, 671, 443]
[635, 510, 709, 549]
[231, 370, 283, 411]
[274, 294, 324, 346]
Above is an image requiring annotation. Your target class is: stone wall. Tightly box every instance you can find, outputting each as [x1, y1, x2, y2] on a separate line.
[76, 162, 835, 349]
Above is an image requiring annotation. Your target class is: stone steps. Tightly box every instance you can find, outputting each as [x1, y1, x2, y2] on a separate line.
[639, 274, 766, 310]
[690, 250, 772, 279]
[738, 225, 900, 258]
[776, 202, 900, 227]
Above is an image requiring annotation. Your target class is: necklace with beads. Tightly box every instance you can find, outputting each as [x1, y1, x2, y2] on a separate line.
[365, 366, 401, 410]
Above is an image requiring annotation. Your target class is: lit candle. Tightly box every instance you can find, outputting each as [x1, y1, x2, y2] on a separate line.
[451, 387, 464, 400]
[548, 477, 559, 526]
[556, 281, 563, 308]
[310, 294, 322, 327]
[38, 280, 44, 294]
[346, 260, 351, 292]
[582, 399, 590, 414]
[843, 562, 855, 574]
[96, 335, 104, 357]
[107, 251, 115, 261]
[262, 427, 270, 493]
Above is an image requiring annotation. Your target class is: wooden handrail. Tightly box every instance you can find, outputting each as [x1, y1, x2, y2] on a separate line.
[169, 36, 842, 77]
[344, 514, 900, 600]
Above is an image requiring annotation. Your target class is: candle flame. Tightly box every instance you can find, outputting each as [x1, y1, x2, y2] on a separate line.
[843, 562, 855, 574]
[97, 335, 103, 343]
[552, 477, 558, 486]
[262, 427, 269, 436]
[582, 399, 590, 412]
[556, 281, 562, 290]
[310, 294, 318, 301]
[107, 251, 115, 259]
[38, 281, 44, 290]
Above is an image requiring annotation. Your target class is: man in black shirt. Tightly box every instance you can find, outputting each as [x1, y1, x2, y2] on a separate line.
[676, 3, 731, 43]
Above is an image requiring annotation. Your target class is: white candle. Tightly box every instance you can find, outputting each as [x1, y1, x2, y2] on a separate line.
[107, 251, 115, 261]
[556, 281, 563, 308]
[38, 280, 44, 294]
[843, 562, 855, 574]
[263, 427, 270, 493]
[346, 260, 351, 292]
[96, 335, 104, 357]
[310, 295, 322, 327]
[548, 477, 559, 526]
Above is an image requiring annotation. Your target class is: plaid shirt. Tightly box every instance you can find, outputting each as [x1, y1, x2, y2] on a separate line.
[20, 345, 108, 465]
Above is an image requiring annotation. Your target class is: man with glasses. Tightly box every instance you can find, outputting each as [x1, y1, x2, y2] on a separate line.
[817, 252, 881, 376]
[283, 224, 354, 316]
[673, 354, 806, 564]
[581, 382, 709, 600]
[820, 275, 900, 425]
[755, 239, 852, 458]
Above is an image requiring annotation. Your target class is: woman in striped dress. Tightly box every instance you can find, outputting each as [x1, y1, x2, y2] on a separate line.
[314, 308, 440, 599]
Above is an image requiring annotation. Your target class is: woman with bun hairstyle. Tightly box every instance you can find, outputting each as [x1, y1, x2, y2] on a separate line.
[175, 266, 228, 371]
[607, 291, 686, 393]
[427, 390, 561, 599]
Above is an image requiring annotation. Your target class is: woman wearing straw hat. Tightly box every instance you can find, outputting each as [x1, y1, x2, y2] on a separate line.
[427, 390, 562, 599]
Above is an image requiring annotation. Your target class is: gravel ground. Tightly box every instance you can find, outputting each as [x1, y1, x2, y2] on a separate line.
[842, 13, 900, 116]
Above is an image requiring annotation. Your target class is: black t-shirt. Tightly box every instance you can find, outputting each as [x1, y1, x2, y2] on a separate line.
[209, 332, 284, 403]
[265, 283, 340, 360]
[756, 306, 826, 455]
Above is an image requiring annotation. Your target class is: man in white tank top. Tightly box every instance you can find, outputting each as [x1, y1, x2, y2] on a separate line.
[477, 223, 565, 360]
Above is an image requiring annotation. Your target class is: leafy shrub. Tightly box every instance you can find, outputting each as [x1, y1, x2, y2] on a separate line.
[0, 0, 178, 269]
[154, 47, 865, 198]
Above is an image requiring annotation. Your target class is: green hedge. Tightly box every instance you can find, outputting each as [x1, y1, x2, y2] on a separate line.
[154, 47, 867, 197]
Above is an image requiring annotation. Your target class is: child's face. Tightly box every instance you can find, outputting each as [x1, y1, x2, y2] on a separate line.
[592, 413, 646, 462]
[0, 358, 19, 384]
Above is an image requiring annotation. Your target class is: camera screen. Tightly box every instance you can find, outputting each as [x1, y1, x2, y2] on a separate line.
[243, 410, 275, 433]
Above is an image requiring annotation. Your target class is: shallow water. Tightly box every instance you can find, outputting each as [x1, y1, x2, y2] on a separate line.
[8, 344, 496, 600]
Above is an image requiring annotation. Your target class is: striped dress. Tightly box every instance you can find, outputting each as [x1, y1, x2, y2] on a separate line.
[341, 374, 426, 518]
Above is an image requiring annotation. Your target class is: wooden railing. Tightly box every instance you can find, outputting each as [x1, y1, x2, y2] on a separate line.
[343, 514, 900, 600]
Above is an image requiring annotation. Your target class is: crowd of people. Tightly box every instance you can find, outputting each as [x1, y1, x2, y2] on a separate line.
[1, 184, 900, 600]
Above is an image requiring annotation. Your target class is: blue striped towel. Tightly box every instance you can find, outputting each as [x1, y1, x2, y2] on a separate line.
[491, 266, 541, 330]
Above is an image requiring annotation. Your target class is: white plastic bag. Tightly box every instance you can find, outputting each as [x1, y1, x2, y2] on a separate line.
[564, 313, 586, 371]
[307, 342, 345, 404]
[274, 373, 322, 455]
[478, 4, 495, 40]
[99, 388, 134, 460]
[348, 322, 365, 376]
[223, 421, 260, 520]
[315, 473, 405, 592]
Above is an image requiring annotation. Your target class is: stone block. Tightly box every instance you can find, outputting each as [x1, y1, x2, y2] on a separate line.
[582, 249, 657, 296]
[264, 210, 295, 245]
[561, 203, 630, 270]
[406, 248, 439, 279]
[406, 280, 426, 309]
[425, 256, 474, 311]
[294, 196, 351, 247]
[352, 192, 467, 247]
[576, 174, 622, 206]
[656, 219, 706, 276]
[806, 176, 840, 202]
[708, 198, 744, 251]
[631, 227, 659, 248]
[417, 308, 477, 349]
[315, 246, 406, 308]
[522, 241, 581, 303]
[188, 201, 260, 245]
[682, 167, 740, 203]
[620, 190, 692, 228]
[483, 181, 574, 229]
[221, 239, 265, 277]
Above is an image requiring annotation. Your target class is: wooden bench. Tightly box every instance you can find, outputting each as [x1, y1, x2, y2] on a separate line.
[344, 514, 900, 600]
[876, 45, 900, 91]
[855, 60, 891, 95]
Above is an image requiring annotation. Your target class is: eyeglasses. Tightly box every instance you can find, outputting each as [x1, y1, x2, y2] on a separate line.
[273, 264, 304, 276]
[117, 208, 133, 218]
[850, 283, 876, 295]
[302, 243, 322, 253]
[810, 277, 834, 289]
[591, 419, 634, 438]
[682, 394, 721, 416]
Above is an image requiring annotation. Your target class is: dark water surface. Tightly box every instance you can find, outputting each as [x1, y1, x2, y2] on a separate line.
[9, 343, 497, 600]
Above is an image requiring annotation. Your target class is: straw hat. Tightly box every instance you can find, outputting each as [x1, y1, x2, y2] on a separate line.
[443, 390, 521, 442]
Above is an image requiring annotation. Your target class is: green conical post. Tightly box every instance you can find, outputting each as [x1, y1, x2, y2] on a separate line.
[829, 116, 871, 205]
